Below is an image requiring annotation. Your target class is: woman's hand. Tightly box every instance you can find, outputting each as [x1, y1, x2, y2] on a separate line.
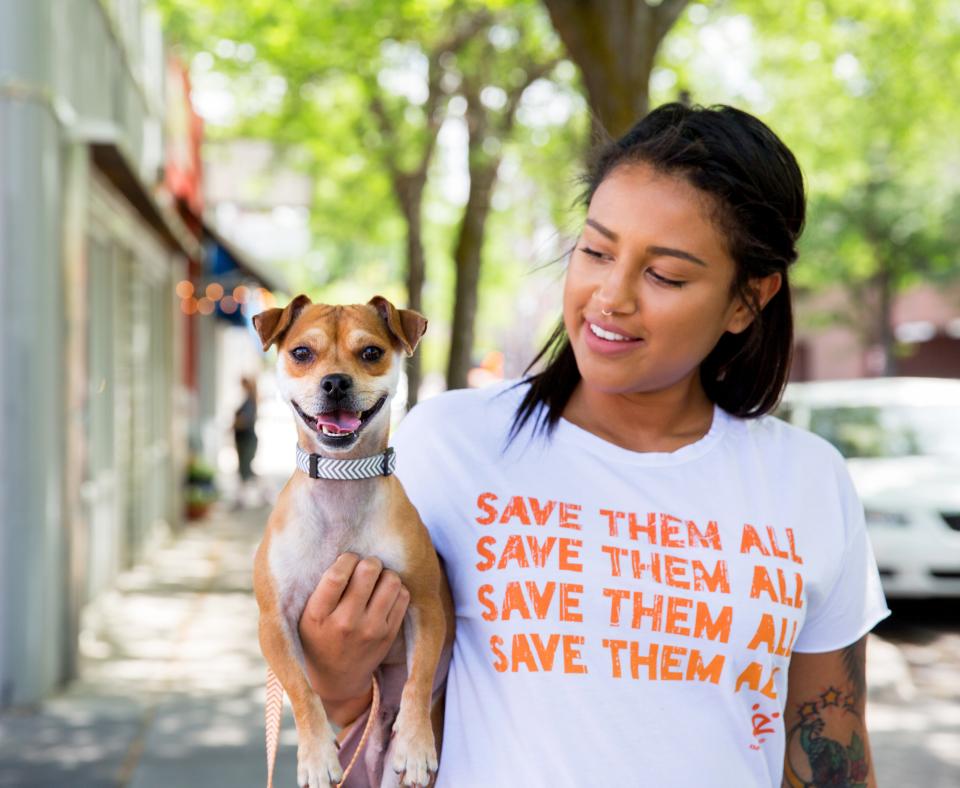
[298, 553, 409, 727]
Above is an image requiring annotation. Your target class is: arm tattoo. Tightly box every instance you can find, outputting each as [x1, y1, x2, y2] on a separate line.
[783, 637, 871, 786]
[784, 686, 869, 787]
[841, 636, 867, 706]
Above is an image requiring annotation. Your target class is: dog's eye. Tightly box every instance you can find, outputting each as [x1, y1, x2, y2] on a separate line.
[360, 346, 384, 362]
[290, 347, 313, 363]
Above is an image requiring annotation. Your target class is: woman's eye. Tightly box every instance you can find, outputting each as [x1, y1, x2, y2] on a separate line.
[579, 246, 607, 260]
[290, 346, 313, 362]
[361, 346, 384, 362]
[649, 270, 686, 288]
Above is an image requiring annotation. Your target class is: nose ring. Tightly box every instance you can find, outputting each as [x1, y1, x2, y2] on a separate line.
[601, 309, 613, 316]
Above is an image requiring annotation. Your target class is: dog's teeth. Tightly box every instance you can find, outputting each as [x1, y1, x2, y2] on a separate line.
[321, 425, 354, 437]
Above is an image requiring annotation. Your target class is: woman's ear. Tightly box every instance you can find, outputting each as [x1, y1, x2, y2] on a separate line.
[726, 272, 782, 335]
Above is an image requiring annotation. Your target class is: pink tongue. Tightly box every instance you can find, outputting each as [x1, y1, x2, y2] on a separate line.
[316, 410, 362, 433]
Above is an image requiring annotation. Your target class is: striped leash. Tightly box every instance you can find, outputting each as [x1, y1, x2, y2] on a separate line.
[265, 666, 381, 788]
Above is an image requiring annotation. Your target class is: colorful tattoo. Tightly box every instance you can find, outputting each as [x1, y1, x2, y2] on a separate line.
[782, 686, 869, 788]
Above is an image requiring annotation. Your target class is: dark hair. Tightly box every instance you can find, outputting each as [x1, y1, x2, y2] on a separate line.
[510, 102, 805, 442]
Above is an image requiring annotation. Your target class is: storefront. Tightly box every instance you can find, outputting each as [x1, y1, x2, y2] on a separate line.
[0, 0, 193, 706]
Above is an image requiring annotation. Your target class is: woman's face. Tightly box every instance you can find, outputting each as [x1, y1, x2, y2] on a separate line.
[562, 163, 767, 397]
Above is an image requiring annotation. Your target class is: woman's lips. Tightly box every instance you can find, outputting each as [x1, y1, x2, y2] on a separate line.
[581, 319, 645, 355]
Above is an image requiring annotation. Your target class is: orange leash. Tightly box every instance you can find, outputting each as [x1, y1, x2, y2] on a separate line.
[337, 673, 381, 788]
[264, 667, 381, 788]
[265, 667, 283, 788]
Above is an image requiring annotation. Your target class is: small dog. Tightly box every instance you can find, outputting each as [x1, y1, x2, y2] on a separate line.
[252, 295, 453, 788]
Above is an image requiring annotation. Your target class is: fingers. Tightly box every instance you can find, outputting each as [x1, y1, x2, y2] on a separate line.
[368, 569, 409, 630]
[301, 553, 410, 641]
[384, 582, 410, 635]
[337, 556, 387, 620]
[301, 552, 361, 623]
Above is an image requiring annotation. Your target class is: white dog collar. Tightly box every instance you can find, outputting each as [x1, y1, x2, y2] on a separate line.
[295, 445, 396, 480]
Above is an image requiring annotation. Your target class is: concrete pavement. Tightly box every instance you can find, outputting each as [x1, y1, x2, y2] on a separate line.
[868, 614, 960, 786]
[0, 502, 299, 788]
[1, 499, 957, 787]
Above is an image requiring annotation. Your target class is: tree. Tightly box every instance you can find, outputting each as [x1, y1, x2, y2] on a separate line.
[160, 0, 589, 398]
[159, 0, 501, 405]
[445, 9, 563, 388]
[362, 8, 495, 403]
[542, 0, 691, 138]
[736, 0, 960, 373]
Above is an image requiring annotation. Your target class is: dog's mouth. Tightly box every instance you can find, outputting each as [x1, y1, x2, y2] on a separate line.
[293, 396, 388, 441]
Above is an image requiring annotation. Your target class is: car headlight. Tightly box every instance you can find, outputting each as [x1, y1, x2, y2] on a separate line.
[864, 509, 910, 528]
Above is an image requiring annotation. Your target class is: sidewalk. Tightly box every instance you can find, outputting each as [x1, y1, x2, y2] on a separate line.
[0, 503, 298, 788]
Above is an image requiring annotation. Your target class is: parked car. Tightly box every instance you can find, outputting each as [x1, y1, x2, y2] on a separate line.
[778, 377, 960, 598]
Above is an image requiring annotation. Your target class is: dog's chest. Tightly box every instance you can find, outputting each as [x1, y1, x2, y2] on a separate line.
[268, 480, 406, 622]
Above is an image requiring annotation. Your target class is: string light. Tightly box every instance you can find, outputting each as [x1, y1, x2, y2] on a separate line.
[175, 280, 272, 318]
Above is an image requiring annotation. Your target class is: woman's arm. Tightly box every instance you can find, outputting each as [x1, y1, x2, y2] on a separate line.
[782, 636, 876, 788]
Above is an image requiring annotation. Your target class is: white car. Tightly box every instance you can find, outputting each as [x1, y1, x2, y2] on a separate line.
[778, 377, 960, 598]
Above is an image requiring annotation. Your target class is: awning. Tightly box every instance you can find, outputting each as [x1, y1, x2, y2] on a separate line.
[201, 221, 290, 326]
[201, 221, 289, 294]
[90, 142, 202, 260]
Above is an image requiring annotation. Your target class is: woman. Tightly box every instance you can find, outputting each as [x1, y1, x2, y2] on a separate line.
[299, 103, 889, 787]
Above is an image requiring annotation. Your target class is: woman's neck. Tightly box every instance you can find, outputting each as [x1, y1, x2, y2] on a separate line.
[562, 376, 715, 454]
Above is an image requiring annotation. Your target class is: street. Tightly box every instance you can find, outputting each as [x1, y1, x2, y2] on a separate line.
[1, 501, 957, 787]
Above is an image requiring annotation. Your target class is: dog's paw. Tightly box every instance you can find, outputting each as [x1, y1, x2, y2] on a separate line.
[389, 726, 437, 787]
[297, 736, 343, 788]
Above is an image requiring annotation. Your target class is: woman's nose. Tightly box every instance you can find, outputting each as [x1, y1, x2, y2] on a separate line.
[594, 261, 638, 315]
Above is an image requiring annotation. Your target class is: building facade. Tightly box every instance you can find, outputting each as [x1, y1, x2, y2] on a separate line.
[0, 0, 193, 707]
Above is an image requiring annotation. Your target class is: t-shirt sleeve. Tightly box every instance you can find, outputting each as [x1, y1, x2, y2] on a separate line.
[792, 452, 891, 653]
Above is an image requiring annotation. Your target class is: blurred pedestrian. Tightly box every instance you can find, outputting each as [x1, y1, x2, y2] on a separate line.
[232, 375, 259, 507]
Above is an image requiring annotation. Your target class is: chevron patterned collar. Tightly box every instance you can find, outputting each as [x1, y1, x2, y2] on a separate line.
[295, 444, 396, 480]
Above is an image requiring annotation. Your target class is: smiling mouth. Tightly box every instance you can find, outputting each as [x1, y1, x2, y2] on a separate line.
[588, 323, 634, 342]
[585, 320, 643, 343]
[293, 396, 387, 440]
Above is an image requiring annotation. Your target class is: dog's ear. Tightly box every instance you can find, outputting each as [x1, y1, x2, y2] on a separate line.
[367, 295, 427, 357]
[253, 294, 312, 351]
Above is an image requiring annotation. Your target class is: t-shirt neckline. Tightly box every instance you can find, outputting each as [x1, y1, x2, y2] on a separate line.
[552, 400, 731, 467]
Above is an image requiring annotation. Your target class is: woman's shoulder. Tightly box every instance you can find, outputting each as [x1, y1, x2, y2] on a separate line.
[735, 408, 847, 472]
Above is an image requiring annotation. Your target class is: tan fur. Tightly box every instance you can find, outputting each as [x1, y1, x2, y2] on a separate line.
[252, 295, 453, 788]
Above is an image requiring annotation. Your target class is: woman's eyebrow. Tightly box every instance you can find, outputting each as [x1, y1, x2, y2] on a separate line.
[586, 219, 709, 267]
[585, 218, 618, 240]
[647, 246, 709, 267]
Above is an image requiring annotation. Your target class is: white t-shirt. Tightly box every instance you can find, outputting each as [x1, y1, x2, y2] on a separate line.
[390, 380, 889, 788]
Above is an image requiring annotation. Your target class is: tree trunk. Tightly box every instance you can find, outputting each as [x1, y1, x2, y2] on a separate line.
[875, 264, 897, 376]
[447, 158, 500, 390]
[542, 0, 689, 138]
[396, 174, 427, 408]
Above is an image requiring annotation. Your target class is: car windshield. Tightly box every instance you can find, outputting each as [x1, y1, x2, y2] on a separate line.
[808, 405, 960, 459]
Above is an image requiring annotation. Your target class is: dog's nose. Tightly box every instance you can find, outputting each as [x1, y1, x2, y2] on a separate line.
[320, 373, 353, 397]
